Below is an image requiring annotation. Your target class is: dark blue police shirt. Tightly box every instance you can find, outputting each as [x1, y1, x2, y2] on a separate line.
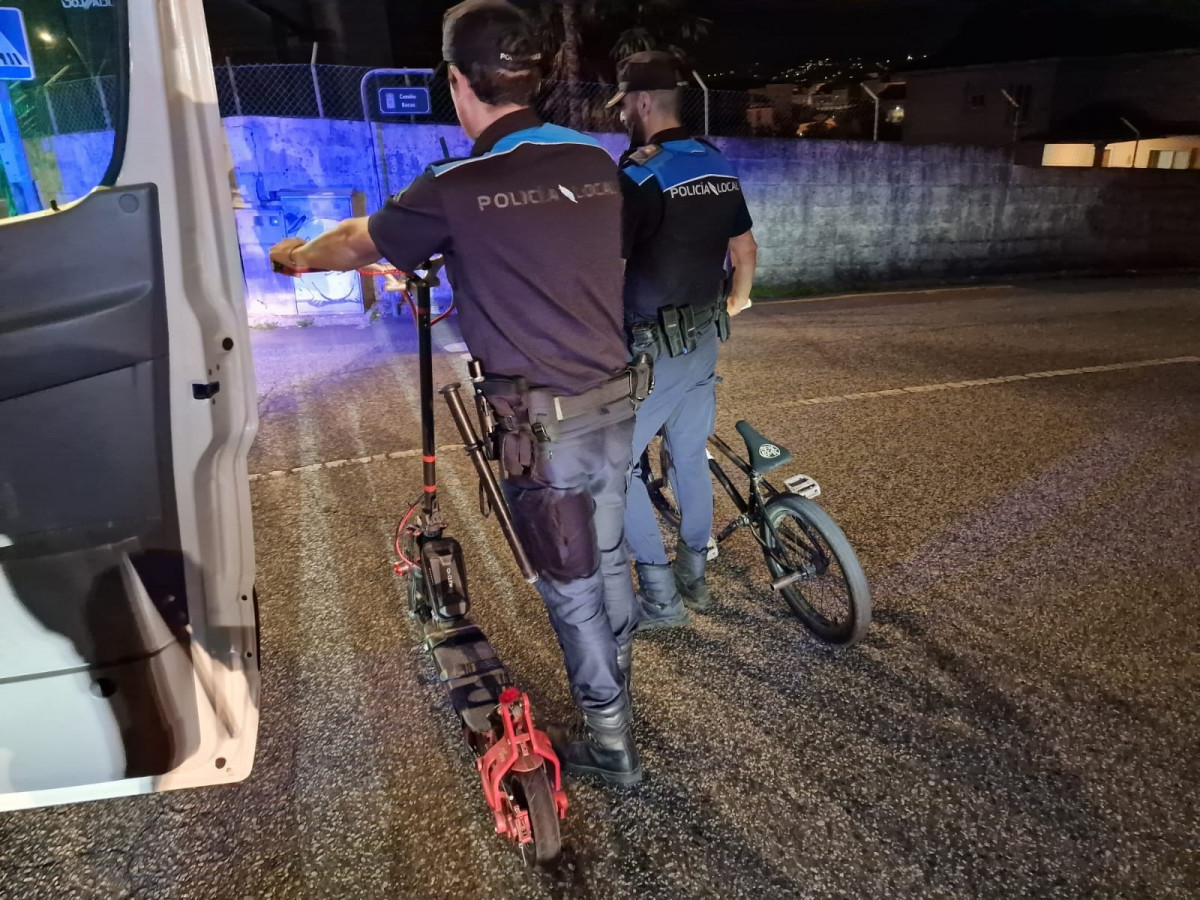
[367, 109, 627, 396]
[619, 127, 754, 326]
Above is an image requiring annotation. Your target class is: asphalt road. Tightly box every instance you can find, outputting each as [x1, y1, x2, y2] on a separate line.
[2, 276, 1198, 899]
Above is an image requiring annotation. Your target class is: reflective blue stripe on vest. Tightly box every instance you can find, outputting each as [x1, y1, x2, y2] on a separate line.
[622, 139, 738, 192]
[429, 124, 604, 178]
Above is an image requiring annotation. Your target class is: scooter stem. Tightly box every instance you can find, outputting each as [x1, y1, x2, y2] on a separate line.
[414, 274, 439, 527]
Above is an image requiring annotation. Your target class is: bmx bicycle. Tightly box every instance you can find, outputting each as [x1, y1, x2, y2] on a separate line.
[640, 415, 872, 646]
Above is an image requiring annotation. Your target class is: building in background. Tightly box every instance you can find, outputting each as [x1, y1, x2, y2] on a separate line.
[1041, 136, 1200, 169]
[902, 49, 1200, 167]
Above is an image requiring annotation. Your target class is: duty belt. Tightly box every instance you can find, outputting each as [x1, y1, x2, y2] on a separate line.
[477, 354, 654, 444]
[629, 302, 730, 358]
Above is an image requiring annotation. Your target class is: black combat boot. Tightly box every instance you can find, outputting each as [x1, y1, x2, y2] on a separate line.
[673, 541, 712, 611]
[549, 698, 642, 785]
[635, 562, 689, 630]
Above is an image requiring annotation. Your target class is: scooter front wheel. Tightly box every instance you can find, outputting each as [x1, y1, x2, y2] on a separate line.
[513, 767, 562, 864]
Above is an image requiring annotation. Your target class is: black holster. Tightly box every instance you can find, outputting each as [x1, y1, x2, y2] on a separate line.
[478, 356, 653, 479]
[659, 305, 697, 357]
[716, 306, 731, 342]
[633, 304, 728, 359]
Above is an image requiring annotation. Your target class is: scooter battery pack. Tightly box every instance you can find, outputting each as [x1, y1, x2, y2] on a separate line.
[421, 537, 471, 621]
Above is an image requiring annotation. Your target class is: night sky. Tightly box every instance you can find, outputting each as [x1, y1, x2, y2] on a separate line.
[429, 0, 1199, 73]
[209, 0, 1200, 80]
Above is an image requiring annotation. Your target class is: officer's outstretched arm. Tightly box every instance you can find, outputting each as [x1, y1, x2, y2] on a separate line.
[269, 216, 382, 272]
[727, 229, 758, 316]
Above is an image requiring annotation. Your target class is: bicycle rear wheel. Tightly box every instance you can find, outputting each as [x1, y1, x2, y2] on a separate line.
[640, 441, 680, 531]
[760, 495, 871, 646]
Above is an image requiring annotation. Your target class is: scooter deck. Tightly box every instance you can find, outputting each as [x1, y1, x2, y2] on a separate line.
[421, 614, 511, 735]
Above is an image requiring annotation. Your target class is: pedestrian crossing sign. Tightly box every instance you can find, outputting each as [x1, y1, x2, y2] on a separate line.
[0, 7, 35, 82]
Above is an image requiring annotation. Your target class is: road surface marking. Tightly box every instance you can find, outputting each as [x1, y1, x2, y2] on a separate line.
[786, 356, 1199, 408]
[762, 284, 1016, 306]
[248, 355, 1199, 481]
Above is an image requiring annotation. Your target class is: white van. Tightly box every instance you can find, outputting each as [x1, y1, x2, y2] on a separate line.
[0, 0, 259, 810]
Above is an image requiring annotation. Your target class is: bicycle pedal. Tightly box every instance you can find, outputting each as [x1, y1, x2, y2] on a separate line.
[706, 537, 719, 562]
[785, 474, 821, 499]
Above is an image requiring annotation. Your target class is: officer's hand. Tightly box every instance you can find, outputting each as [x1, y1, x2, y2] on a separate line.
[727, 295, 752, 317]
[269, 237, 307, 270]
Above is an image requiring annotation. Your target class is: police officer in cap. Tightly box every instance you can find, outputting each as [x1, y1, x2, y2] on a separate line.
[270, 0, 647, 785]
[609, 51, 759, 627]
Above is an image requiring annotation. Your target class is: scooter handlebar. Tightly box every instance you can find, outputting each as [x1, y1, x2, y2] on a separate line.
[272, 256, 443, 285]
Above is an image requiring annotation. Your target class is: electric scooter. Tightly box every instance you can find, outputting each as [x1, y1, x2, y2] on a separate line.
[276, 258, 567, 863]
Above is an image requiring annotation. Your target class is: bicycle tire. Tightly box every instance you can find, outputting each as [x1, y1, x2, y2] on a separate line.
[641, 442, 681, 531]
[760, 495, 871, 646]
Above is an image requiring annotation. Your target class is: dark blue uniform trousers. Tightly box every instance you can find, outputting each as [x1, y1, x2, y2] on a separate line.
[626, 324, 719, 566]
[501, 417, 637, 713]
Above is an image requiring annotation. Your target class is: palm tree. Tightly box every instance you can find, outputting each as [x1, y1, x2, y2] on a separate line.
[530, 0, 711, 128]
[607, 0, 711, 63]
[534, 0, 710, 78]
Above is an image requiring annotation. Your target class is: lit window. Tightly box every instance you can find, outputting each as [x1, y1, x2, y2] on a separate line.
[1147, 149, 1193, 169]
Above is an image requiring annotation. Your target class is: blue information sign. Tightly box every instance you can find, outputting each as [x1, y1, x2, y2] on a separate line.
[0, 7, 35, 82]
[378, 87, 431, 116]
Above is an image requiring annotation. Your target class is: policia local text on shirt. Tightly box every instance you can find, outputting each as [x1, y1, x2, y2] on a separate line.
[269, 0, 646, 786]
[610, 51, 759, 629]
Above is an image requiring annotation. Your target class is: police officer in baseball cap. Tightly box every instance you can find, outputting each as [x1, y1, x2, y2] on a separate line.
[612, 50, 759, 628]
[270, 0, 648, 785]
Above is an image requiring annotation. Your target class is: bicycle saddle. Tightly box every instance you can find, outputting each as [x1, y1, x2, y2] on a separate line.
[736, 421, 793, 474]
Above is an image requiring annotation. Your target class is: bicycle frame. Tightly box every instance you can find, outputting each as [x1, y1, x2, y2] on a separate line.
[705, 434, 781, 546]
[646, 432, 828, 587]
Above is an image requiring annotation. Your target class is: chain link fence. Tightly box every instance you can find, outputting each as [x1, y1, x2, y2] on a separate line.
[7, 75, 118, 140]
[10, 64, 897, 143]
[214, 65, 759, 137]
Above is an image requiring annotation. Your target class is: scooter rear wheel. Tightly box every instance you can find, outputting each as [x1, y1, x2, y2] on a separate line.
[513, 767, 561, 864]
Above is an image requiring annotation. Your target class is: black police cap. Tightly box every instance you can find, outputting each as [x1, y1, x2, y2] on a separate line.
[606, 51, 690, 109]
[443, 0, 543, 73]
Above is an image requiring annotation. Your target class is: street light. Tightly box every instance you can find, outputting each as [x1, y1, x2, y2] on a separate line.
[861, 81, 880, 142]
[1119, 117, 1141, 168]
[36, 29, 55, 45]
[1000, 88, 1021, 145]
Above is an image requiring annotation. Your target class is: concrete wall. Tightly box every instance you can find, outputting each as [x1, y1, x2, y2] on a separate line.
[18, 119, 1200, 303]
[224, 116, 629, 210]
[710, 136, 1200, 290]
[22, 131, 115, 208]
[223, 118, 629, 314]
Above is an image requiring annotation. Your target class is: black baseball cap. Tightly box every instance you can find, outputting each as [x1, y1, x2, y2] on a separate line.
[606, 51, 690, 109]
[442, 0, 543, 73]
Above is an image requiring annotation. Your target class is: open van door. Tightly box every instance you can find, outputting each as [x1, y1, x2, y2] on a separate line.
[0, 0, 259, 810]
